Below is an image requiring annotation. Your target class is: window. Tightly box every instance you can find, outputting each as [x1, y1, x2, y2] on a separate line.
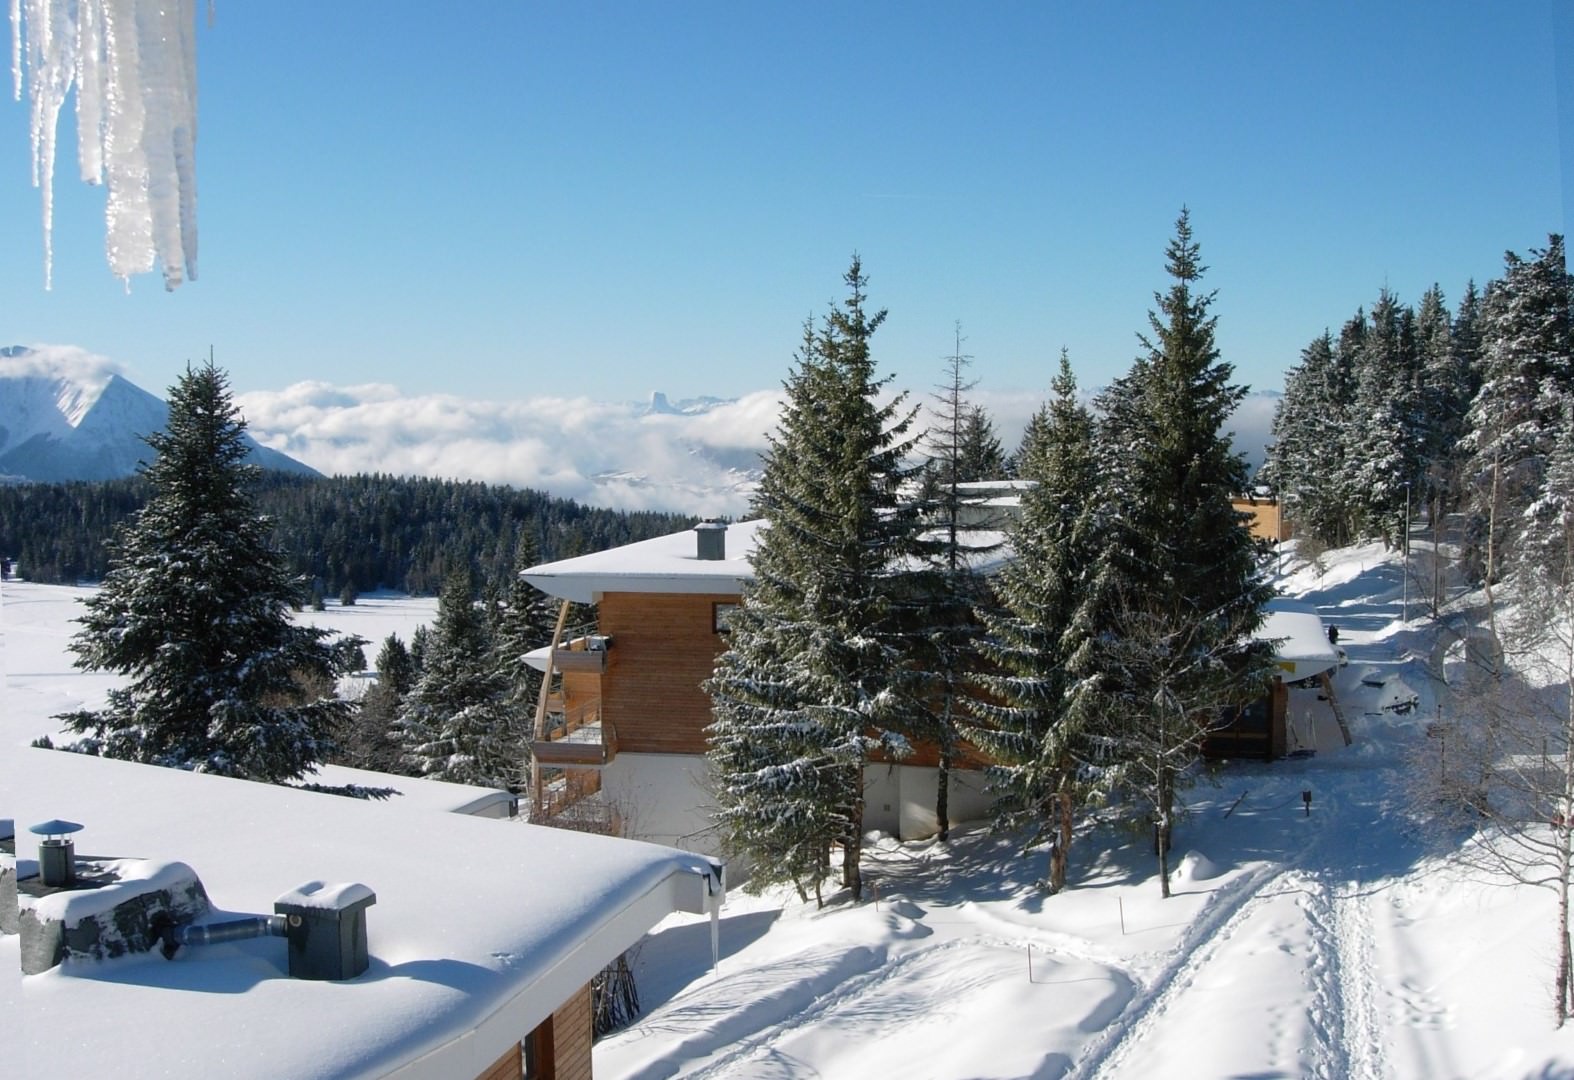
[713, 602, 738, 634]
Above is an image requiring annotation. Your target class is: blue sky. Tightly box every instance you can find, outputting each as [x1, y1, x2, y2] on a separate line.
[1, 3, 1567, 407]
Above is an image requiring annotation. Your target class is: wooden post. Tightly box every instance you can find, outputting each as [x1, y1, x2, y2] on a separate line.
[530, 600, 572, 821]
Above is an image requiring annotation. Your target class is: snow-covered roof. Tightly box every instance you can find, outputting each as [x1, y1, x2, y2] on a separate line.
[297, 763, 518, 818]
[522, 520, 766, 602]
[1262, 599, 1340, 679]
[6, 748, 723, 1080]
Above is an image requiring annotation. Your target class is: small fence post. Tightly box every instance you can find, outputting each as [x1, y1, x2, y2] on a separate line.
[1119, 896, 1126, 935]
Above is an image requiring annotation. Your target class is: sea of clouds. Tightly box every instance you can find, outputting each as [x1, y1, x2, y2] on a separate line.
[5, 344, 1276, 518]
[235, 381, 1278, 518]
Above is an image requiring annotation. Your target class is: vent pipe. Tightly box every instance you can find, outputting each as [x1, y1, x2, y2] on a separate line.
[695, 521, 727, 561]
[30, 819, 83, 888]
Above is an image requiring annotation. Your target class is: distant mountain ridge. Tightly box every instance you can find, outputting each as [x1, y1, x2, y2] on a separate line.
[0, 347, 319, 483]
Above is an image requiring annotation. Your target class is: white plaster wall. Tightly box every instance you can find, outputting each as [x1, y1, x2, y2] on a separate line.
[893, 764, 993, 840]
[603, 754, 994, 855]
[601, 753, 723, 856]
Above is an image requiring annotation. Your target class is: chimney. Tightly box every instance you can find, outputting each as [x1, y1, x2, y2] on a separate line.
[31, 819, 82, 888]
[695, 521, 727, 561]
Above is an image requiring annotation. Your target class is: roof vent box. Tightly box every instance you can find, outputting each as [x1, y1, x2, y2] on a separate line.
[695, 521, 727, 561]
[274, 881, 377, 981]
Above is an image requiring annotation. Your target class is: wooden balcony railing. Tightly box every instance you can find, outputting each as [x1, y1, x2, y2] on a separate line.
[531, 703, 618, 767]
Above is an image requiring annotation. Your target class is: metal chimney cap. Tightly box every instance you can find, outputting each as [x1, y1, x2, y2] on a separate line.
[29, 819, 83, 838]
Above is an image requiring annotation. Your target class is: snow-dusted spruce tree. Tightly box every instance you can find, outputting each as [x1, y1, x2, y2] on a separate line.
[59, 362, 355, 783]
[1416, 284, 1472, 517]
[1345, 289, 1427, 547]
[1463, 236, 1573, 585]
[904, 326, 1003, 841]
[705, 258, 922, 903]
[399, 567, 524, 788]
[967, 351, 1100, 893]
[491, 533, 559, 726]
[957, 404, 1008, 481]
[338, 633, 415, 773]
[1260, 329, 1355, 547]
[1069, 209, 1276, 898]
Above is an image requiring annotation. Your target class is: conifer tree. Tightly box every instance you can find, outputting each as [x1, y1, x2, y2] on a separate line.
[967, 351, 1099, 892]
[908, 327, 1000, 840]
[1069, 210, 1275, 896]
[493, 533, 559, 722]
[1463, 236, 1574, 582]
[706, 258, 921, 902]
[1346, 289, 1426, 546]
[399, 567, 522, 788]
[957, 405, 1007, 482]
[1262, 330, 1355, 545]
[59, 362, 354, 783]
[340, 634, 415, 772]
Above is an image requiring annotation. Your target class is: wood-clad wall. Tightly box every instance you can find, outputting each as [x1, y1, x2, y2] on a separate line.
[598, 592, 735, 755]
[551, 983, 595, 1080]
[1230, 496, 1290, 542]
[478, 1041, 522, 1080]
[519, 981, 595, 1080]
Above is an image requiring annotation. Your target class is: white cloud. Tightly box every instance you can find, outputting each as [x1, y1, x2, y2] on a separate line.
[235, 384, 783, 517]
[0, 343, 125, 389]
[234, 380, 1280, 517]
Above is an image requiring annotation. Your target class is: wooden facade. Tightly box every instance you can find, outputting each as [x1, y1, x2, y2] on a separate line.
[597, 592, 736, 755]
[507, 981, 595, 1080]
[1231, 495, 1290, 543]
[1202, 679, 1291, 761]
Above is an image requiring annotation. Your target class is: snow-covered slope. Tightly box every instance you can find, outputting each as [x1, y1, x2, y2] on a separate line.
[0, 347, 318, 482]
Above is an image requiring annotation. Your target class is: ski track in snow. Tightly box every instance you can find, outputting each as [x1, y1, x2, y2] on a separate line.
[676, 939, 979, 1080]
[618, 944, 888, 1080]
[1061, 860, 1291, 1080]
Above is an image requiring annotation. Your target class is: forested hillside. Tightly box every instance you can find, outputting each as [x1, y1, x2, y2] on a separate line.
[1260, 233, 1570, 581]
[0, 472, 692, 593]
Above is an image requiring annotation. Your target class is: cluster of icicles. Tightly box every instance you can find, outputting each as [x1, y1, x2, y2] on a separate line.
[11, 0, 199, 290]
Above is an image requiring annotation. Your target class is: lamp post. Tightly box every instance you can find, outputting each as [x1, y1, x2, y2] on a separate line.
[1403, 481, 1412, 623]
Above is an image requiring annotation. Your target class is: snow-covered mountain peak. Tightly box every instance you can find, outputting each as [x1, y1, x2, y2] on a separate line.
[0, 346, 318, 483]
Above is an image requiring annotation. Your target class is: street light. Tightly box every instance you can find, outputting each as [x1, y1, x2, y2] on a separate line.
[1402, 481, 1412, 623]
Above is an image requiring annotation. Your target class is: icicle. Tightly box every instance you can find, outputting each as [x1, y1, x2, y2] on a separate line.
[9, 0, 21, 101]
[11, 0, 200, 290]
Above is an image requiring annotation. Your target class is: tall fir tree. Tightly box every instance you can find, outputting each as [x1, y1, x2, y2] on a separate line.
[1069, 210, 1275, 896]
[59, 362, 354, 783]
[399, 567, 523, 788]
[1463, 236, 1574, 583]
[1261, 329, 1356, 546]
[492, 533, 560, 728]
[1346, 289, 1426, 546]
[338, 633, 415, 773]
[706, 258, 922, 902]
[1416, 283, 1470, 523]
[908, 326, 1001, 841]
[967, 351, 1099, 892]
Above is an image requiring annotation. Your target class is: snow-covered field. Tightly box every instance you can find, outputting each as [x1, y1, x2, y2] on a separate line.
[6, 544, 1574, 1078]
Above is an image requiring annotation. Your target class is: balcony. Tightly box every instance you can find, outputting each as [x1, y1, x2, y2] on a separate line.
[531, 704, 618, 768]
[524, 633, 611, 675]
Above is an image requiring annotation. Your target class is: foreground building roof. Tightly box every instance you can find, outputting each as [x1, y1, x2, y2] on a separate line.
[3, 748, 722, 1079]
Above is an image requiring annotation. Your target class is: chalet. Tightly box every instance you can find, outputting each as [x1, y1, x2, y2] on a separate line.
[2, 747, 724, 1080]
[520, 517, 1336, 853]
[1230, 492, 1291, 543]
